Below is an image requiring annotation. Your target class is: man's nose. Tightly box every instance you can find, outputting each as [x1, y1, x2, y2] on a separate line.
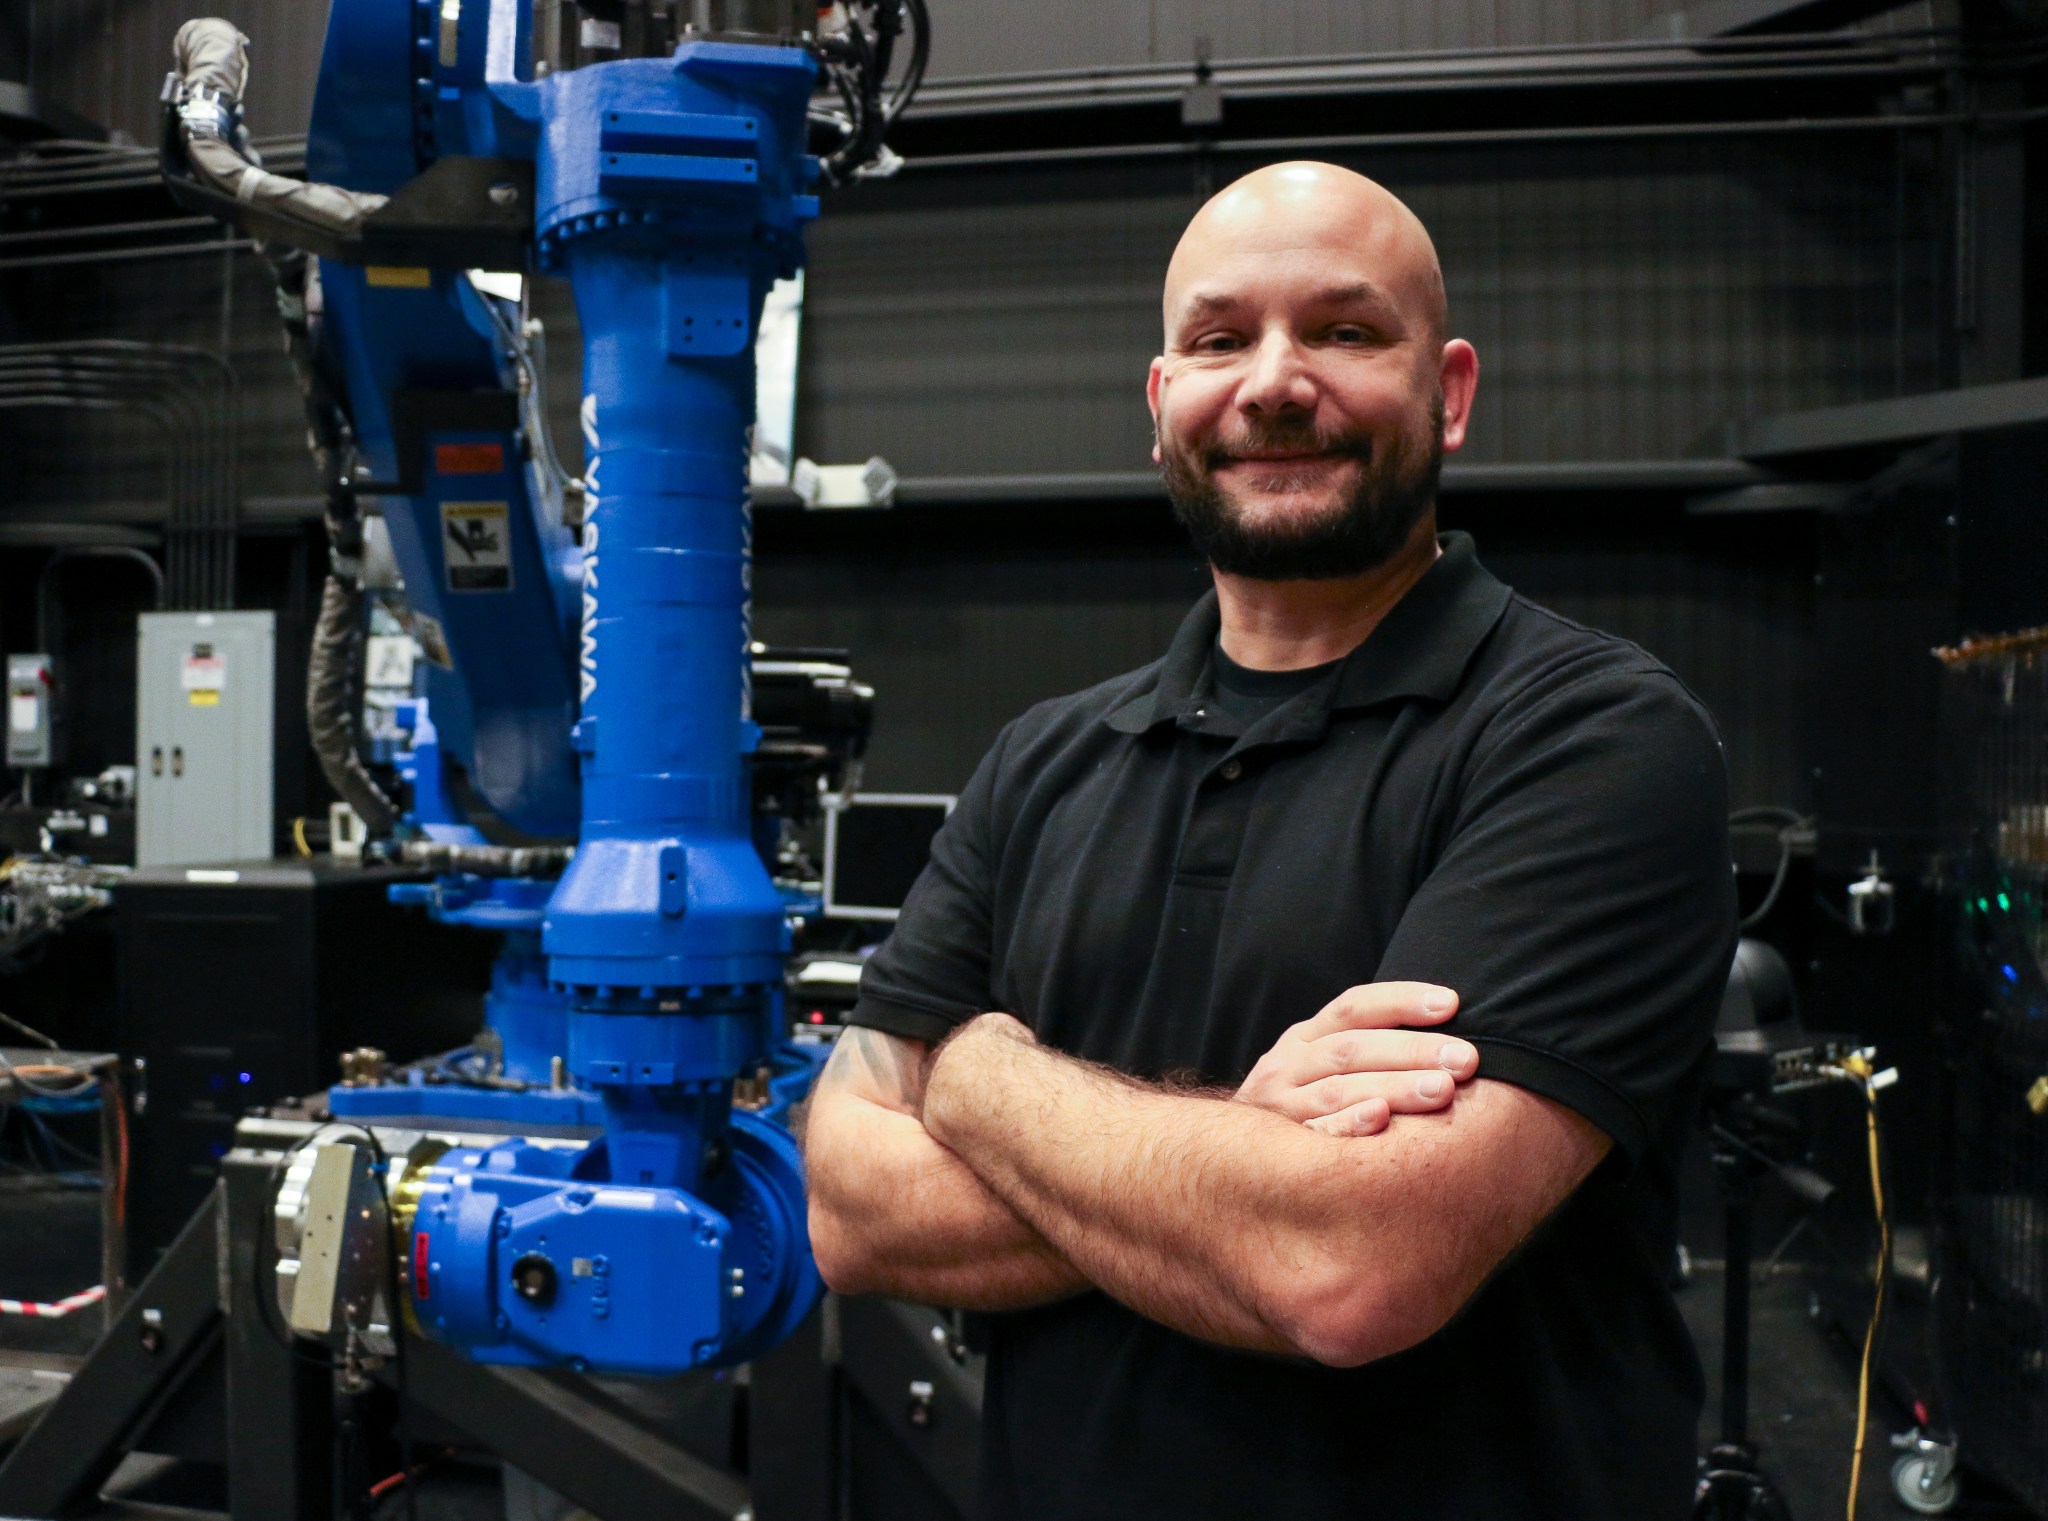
[1236, 328, 1317, 416]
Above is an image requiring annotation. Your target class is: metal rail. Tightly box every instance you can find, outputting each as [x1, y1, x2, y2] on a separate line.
[0, 215, 219, 247]
[752, 459, 1782, 511]
[0, 106, 1984, 263]
[0, 237, 253, 272]
[904, 28, 1969, 116]
[901, 108, 1972, 174]
[0, 28, 1990, 198]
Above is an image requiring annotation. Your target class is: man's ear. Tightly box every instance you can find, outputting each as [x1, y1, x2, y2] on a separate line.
[1438, 340, 1479, 454]
[1146, 357, 1166, 465]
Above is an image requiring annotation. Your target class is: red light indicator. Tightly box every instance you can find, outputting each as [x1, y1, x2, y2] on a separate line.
[413, 1232, 432, 1300]
[808, 1010, 825, 1023]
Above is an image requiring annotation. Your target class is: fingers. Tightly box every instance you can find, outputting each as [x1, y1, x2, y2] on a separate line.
[1294, 1069, 1459, 1122]
[1295, 1028, 1478, 1084]
[1306, 1098, 1392, 1138]
[1298, 982, 1459, 1041]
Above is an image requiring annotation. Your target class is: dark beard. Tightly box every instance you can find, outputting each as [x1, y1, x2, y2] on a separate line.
[1159, 397, 1444, 580]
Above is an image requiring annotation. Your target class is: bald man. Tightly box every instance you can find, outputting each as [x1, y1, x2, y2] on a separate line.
[803, 163, 1735, 1520]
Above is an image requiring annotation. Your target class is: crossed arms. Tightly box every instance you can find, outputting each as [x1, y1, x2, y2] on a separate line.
[802, 985, 1611, 1368]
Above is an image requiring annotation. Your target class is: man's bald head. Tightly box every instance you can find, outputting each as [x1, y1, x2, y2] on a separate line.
[1146, 160, 1477, 582]
[1164, 162, 1447, 346]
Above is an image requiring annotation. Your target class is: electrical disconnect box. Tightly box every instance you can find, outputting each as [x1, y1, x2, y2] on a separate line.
[136, 611, 276, 868]
[5, 655, 53, 769]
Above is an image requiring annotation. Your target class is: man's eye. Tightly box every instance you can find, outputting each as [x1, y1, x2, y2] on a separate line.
[1195, 334, 1243, 354]
[1328, 326, 1372, 344]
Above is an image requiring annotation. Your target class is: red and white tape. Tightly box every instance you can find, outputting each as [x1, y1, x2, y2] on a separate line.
[0, 1285, 105, 1318]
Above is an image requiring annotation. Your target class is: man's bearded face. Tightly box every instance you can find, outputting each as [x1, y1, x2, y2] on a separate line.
[1158, 392, 1444, 581]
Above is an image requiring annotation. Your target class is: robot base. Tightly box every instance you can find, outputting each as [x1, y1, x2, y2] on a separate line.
[274, 1107, 818, 1378]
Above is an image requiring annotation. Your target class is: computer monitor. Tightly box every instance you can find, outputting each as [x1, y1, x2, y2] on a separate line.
[822, 792, 955, 922]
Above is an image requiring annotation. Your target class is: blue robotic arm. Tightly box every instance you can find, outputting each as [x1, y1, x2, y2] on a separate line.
[163, 0, 912, 1377]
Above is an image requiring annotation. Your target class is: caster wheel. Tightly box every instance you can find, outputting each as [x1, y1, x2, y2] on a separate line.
[1891, 1453, 1961, 1515]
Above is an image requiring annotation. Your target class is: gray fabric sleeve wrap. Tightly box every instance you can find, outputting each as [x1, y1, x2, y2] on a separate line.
[172, 17, 390, 237]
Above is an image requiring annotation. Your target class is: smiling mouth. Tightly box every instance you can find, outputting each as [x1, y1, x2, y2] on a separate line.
[1214, 450, 1350, 469]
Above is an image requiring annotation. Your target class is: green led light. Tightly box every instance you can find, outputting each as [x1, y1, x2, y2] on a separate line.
[1999, 893, 2012, 912]
[1979, 898, 1992, 912]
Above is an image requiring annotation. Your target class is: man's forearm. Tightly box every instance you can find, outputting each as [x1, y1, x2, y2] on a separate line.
[918, 1015, 1603, 1367]
[806, 1096, 1087, 1308]
[921, 1019, 1351, 1355]
[801, 1027, 1087, 1311]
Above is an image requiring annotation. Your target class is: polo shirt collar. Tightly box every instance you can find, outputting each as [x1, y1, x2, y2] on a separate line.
[1103, 531, 1511, 735]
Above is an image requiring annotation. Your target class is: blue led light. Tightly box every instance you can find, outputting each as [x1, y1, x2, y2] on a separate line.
[239, 1072, 252, 1084]
[2003, 964, 2020, 983]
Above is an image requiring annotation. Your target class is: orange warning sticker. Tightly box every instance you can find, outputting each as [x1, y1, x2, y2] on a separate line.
[435, 442, 505, 475]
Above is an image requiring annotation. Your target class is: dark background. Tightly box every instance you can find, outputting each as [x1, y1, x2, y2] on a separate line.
[0, 9, 2043, 1502]
[3, 0, 2041, 1210]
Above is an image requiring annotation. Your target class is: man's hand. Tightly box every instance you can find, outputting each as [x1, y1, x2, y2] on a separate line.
[1236, 982, 1478, 1136]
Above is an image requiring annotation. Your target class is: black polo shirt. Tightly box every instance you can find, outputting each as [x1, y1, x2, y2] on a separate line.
[848, 531, 1736, 1521]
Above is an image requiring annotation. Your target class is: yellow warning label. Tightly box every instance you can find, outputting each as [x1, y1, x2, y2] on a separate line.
[366, 266, 433, 289]
[442, 501, 513, 592]
[188, 690, 220, 707]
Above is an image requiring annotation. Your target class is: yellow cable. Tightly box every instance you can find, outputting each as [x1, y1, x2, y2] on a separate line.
[1845, 1073, 1888, 1520]
[291, 816, 312, 858]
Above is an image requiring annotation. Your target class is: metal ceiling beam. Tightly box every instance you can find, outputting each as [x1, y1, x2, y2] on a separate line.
[1730, 377, 2048, 461]
[756, 459, 1778, 512]
[0, 79, 105, 143]
[1648, 0, 1930, 39]
[0, 521, 161, 547]
[1685, 482, 1856, 515]
[904, 30, 1958, 118]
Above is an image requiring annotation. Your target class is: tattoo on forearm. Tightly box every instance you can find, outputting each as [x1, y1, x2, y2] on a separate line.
[813, 1025, 930, 1116]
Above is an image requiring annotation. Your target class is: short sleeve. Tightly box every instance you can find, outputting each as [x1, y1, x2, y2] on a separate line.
[1374, 666, 1736, 1161]
[843, 722, 1013, 1045]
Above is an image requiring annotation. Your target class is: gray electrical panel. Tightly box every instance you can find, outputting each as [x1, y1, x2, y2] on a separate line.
[137, 611, 275, 868]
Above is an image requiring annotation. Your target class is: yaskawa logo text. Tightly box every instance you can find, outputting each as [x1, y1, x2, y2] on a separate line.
[579, 394, 600, 704]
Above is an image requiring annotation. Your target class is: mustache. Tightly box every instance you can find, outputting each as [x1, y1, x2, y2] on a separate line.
[1200, 421, 1374, 471]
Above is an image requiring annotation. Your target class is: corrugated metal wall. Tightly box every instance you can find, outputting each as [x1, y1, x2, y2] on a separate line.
[755, 534, 1212, 792]
[0, 13, 27, 83]
[751, 505, 1815, 806]
[888, 0, 1948, 81]
[799, 134, 1945, 474]
[18, 0, 322, 143]
[14, 0, 1953, 140]
[0, 253, 311, 524]
[2, 1, 1953, 811]
[0, 131, 1948, 512]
